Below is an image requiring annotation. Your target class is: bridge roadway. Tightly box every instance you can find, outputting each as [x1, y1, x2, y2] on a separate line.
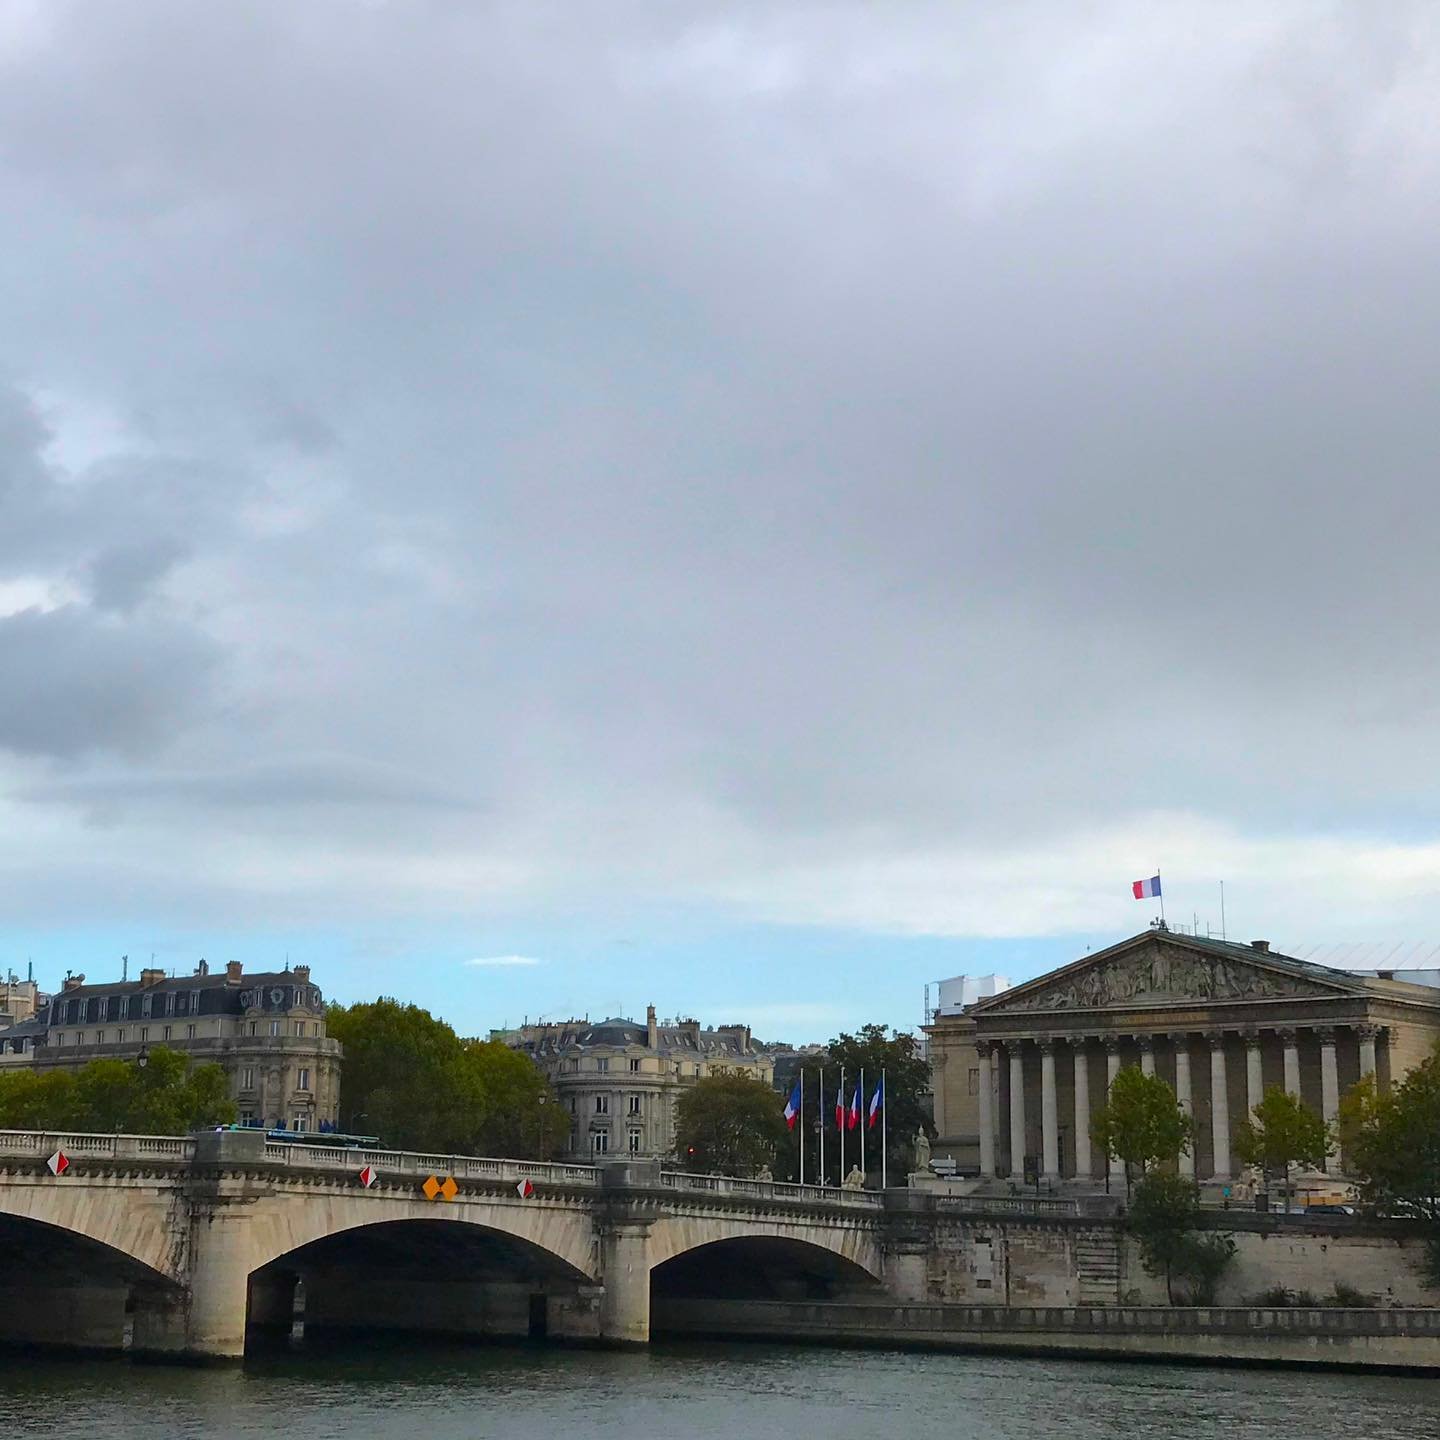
[0, 1127, 919, 1359]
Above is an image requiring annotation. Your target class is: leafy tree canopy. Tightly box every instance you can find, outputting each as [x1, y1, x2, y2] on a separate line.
[0, 1047, 235, 1134]
[674, 1072, 790, 1177]
[1234, 1086, 1330, 1208]
[1341, 1044, 1440, 1284]
[1091, 1065, 1193, 1191]
[1128, 1172, 1236, 1304]
[326, 999, 560, 1157]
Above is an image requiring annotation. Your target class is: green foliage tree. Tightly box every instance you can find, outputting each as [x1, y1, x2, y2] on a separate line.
[1127, 1171, 1235, 1304]
[798, 1023, 931, 1182]
[673, 1073, 790, 1177]
[0, 1048, 235, 1133]
[1091, 1065, 1193, 1194]
[1234, 1085, 1330, 1212]
[326, 999, 559, 1157]
[1341, 1043, 1440, 1284]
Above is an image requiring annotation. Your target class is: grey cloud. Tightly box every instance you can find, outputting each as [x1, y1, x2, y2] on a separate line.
[0, 604, 218, 759]
[86, 536, 189, 613]
[0, 3, 1438, 932]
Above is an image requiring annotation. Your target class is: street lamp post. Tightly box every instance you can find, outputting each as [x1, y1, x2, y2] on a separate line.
[537, 1094, 548, 1160]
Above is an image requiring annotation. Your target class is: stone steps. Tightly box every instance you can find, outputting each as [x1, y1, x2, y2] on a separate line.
[1075, 1233, 1121, 1304]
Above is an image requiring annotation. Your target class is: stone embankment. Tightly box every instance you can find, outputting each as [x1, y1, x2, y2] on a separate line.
[653, 1299, 1440, 1372]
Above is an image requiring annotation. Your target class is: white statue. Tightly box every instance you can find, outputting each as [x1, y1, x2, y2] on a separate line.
[914, 1129, 932, 1171]
[842, 1164, 866, 1190]
[755, 1164, 773, 1182]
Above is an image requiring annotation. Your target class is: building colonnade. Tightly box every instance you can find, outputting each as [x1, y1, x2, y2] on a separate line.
[975, 1024, 1384, 1184]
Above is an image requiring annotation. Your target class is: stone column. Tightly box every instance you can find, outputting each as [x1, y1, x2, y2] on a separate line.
[976, 1041, 995, 1178]
[1172, 1035, 1194, 1179]
[1244, 1029, 1264, 1117]
[1138, 1035, 1155, 1078]
[1071, 1038, 1091, 1181]
[1281, 1028, 1301, 1097]
[1040, 1039, 1059, 1181]
[990, 1042, 1003, 1171]
[1104, 1038, 1123, 1184]
[1208, 1033, 1231, 1181]
[1358, 1024, 1378, 1079]
[1009, 1044, 1026, 1178]
[1318, 1026, 1341, 1171]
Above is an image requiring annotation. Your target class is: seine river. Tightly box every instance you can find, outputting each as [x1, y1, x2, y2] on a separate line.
[1, 1340, 1437, 1438]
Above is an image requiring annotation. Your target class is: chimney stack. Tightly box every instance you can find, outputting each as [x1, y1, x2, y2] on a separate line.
[646, 1003, 658, 1050]
[62, 973, 86, 992]
[293, 964, 311, 985]
[1250, 940, 1270, 954]
[225, 961, 243, 983]
[139, 968, 165, 988]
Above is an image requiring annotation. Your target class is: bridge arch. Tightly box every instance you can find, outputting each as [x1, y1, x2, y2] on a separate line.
[0, 1176, 185, 1282]
[239, 1188, 600, 1283]
[647, 1211, 883, 1284]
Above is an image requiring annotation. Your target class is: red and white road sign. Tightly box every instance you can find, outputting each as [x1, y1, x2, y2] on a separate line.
[46, 1151, 69, 1177]
[358, 1165, 378, 1188]
[516, 1177, 535, 1199]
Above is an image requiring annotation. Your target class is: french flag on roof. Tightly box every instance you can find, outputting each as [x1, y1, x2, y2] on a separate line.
[1132, 874, 1162, 900]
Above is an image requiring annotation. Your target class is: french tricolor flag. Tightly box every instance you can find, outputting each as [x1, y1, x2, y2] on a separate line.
[784, 1080, 802, 1130]
[848, 1084, 861, 1132]
[1132, 874, 1162, 900]
[868, 1076, 883, 1130]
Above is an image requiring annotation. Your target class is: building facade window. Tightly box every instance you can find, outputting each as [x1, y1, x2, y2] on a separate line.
[95, 1031, 105, 1046]
[628, 1127, 643, 1153]
[627, 1095, 642, 1115]
[594, 1094, 609, 1114]
[242, 1067, 255, 1090]
[592, 1130, 609, 1154]
[298, 1067, 311, 1091]
[163, 1026, 172, 1040]
[295, 1022, 307, 1037]
[269, 1020, 280, 1037]
[140, 1027, 149, 1042]
[596, 1058, 609, 1073]
[629, 1058, 641, 1072]
[117, 1028, 126, 1044]
[187, 1024, 196, 1039]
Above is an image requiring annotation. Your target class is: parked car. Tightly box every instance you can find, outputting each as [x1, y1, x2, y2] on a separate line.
[1302, 1203, 1355, 1216]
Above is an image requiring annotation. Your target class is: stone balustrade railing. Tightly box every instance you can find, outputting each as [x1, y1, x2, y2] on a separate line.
[261, 1142, 600, 1187]
[0, 1130, 195, 1161]
[659, 1170, 885, 1206]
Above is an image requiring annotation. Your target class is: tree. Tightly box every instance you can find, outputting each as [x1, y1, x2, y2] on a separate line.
[0, 1049, 234, 1133]
[1234, 1086, 1330, 1212]
[1091, 1065, 1193, 1194]
[1341, 1043, 1440, 1285]
[326, 999, 559, 1157]
[1128, 1171, 1235, 1304]
[807, 1024, 932, 1182]
[673, 1073, 790, 1177]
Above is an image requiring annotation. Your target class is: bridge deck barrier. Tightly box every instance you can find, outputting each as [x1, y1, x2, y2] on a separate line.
[0, 1130, 195, 1161]
[659, 1171, 885, 1206]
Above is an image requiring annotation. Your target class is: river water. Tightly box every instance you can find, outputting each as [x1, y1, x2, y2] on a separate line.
[1, 1340, 1436, 1438]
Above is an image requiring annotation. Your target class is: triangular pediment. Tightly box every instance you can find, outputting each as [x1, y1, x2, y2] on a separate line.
[973, 932, 1368, 1015]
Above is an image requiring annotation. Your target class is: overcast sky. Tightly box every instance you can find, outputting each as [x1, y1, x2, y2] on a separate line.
[3, 1, 1439, 1040]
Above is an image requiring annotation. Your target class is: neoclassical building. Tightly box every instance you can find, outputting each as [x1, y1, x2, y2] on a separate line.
[926, 927, 1440, 1186]
[498, 1006, 775, 1163]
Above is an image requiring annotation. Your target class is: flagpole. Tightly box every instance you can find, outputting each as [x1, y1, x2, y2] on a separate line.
[798, 1068, 804, 1186]
[858, 1067, 866, 1180]
[881, 1067, 888, 1190]
[1158, 867, 1165, 926]
[838, 1065, 845, 1182]
[818, 1066, 826, 1187]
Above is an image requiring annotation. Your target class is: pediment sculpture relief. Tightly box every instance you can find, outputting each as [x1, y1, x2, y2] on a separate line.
[993, 944, 1318, 1012]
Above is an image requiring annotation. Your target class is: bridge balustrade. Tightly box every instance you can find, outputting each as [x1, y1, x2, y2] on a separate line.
[659, 1170, 884, 1206]
[0, 1129, 194, 1161]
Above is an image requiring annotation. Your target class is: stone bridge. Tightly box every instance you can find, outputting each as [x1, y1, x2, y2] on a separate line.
[0, 1128, 903, 1358]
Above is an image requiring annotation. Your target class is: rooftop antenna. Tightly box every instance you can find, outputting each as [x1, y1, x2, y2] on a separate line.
[1220, 881, 1227, 941]
[122, 954, 128, 981]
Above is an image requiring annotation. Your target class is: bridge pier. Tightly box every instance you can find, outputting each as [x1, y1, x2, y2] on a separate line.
[597, 1160, 660, 1345]
[881, 1189, 934, 1302]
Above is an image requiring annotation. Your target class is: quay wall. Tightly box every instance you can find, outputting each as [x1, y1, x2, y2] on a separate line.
[653, 1298, 1440, 1372]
